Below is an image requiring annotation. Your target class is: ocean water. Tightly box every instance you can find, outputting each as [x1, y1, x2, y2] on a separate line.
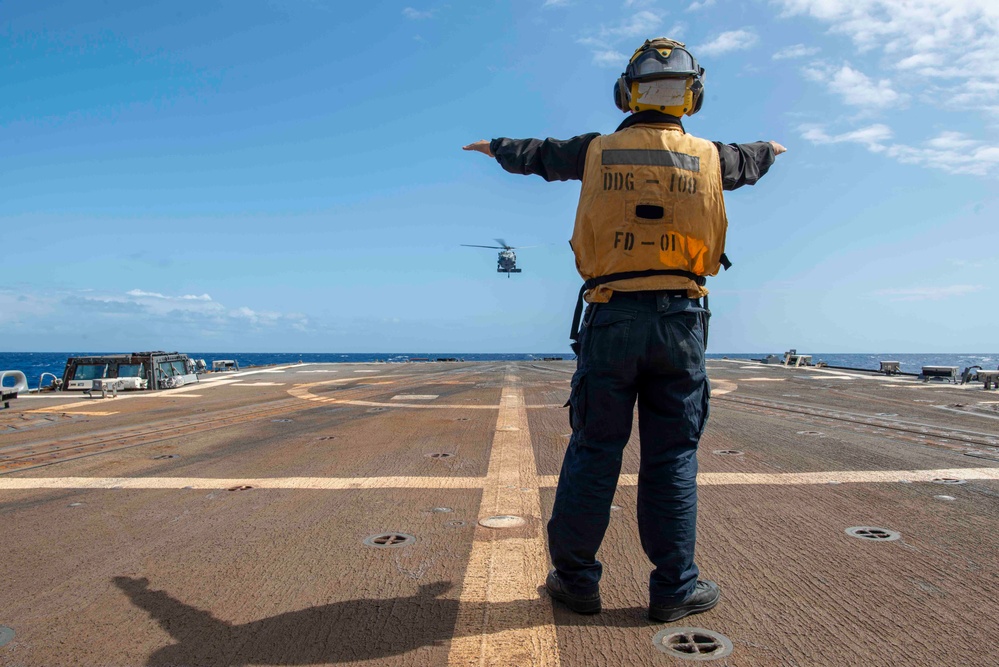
[1, 351, 996, 390]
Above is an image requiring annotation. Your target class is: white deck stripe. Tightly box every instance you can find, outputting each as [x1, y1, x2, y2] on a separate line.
[0, 476, 487, 490]
[446, 377, 560, 666]
[543, 468, 999, 487]
[3, 468, 996, 491]
[24, 365, 305, 414]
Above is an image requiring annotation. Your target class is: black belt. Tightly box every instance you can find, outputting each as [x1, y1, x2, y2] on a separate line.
[569, 269, 706, 346]
[608, 289, 690, 301]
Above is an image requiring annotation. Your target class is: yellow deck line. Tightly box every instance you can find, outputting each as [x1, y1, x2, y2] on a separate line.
[710, 379, 737, 396]
[2, 468, 996, 491]
[445, 377, 559, 666]
[288, 377, 564, 410]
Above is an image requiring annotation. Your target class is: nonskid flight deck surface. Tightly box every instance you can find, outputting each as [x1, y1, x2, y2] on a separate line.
[0, 361, 996, 666]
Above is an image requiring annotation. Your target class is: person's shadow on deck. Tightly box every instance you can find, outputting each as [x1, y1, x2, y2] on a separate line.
[113, 575, 650, 665]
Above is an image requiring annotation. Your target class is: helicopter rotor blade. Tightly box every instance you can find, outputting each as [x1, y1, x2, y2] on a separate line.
[494, 238, 511, 249]
[461, 244, 505, 249]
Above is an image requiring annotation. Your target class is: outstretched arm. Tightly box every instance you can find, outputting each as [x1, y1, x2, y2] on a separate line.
[462, 133, 600, 182]
[713, 140, 786, 190]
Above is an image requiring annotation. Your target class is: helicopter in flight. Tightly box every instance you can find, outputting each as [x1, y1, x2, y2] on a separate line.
[461, 239, 533, 277]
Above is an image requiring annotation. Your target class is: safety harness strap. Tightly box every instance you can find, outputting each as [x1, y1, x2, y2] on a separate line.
[569, 269, 706, 344]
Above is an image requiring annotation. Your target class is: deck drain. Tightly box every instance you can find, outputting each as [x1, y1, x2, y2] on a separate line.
[446, 520, 466, 528]
[271, 419, 293, 423]
[479, 515, 526, 529]
[875, 412, 898, 417]
[367, 407, 388, 413]
[934, 495, 956, 501]
[152, 454, 179, 460]
[712, 449, 744, 456]
[932, 478, 967, 485]
[845, 526, 900, 541]
[363, 532, 416, 548]
[316, 436, 337, 441]
[430, 507, 453, 513]
[228, 485, 253, 492]
[797, 430, 823, 436]
[68, 502, 84, 507]
[0, 625, 13, 648]
[454, 417, 470, 421]
[652, 627, 733, 661]
[426, 452, 455, 459]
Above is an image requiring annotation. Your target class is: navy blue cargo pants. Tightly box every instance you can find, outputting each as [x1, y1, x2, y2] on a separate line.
[547, 290, 709, 605]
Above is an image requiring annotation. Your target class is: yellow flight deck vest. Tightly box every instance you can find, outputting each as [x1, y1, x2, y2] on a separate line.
[571, 123, 728, 302]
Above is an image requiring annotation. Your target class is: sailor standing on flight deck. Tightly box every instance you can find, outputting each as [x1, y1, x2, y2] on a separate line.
[464, 38, 785, 622]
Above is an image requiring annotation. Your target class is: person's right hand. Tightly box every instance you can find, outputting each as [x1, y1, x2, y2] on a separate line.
[462, 140, 493, 158]
[770, 141, 787, 156]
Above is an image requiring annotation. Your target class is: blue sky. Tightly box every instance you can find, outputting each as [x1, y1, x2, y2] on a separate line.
[2, 0, 996, 353]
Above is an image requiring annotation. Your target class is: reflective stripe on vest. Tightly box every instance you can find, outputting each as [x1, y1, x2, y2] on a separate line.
[570, 123, 728, 301]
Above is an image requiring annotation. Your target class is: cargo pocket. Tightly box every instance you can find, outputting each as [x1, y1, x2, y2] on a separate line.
[586, 308, 637, 365]
[564, 369, 588, 434]
[695, 380, 711, 442]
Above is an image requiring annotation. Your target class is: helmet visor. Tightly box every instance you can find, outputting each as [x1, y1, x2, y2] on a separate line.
[627, 47, 700, 80]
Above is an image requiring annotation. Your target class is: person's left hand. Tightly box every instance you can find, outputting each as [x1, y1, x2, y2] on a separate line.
[462, 140, 493, 157]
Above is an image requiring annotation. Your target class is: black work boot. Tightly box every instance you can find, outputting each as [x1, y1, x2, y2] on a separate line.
[545, 569, 601, 614]
[648, 580, 720, 623]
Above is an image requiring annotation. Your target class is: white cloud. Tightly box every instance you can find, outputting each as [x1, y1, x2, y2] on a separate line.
[228, 306, 291, 326]
[0, 286, 315, 341]
[688, 0, 716, 10]
[543, 0, 571, 7]
[126, 289, 213, 301]
[603, 10, 663, 39]
[774, 1, 999, 177]
[695, 29, 759, 57]
[592, 50, 628, 68]
[402, 7, 434, 20]
[885, 137, 999, 176]
[576, 10, 669, 68]
[802, 63, 907, 108]
[925, 131, 980, 151]
[801, 125, 999, 176]
[772, 44, 820, 60]
[874, 285, 985, 301]
[800, 123, 894, 151]
[773, 0, 999, 110]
